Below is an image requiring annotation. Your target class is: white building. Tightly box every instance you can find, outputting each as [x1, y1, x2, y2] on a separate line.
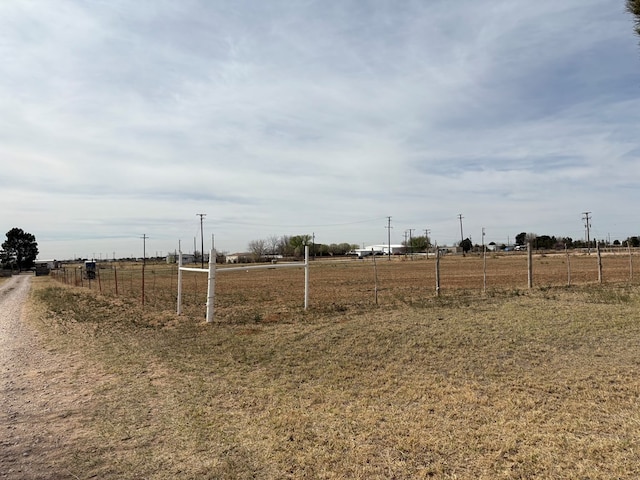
[354, 244, 405, 258]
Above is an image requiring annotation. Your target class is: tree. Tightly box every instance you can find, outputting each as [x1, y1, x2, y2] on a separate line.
[2, 228, 38, 270]
[628, 0, 640, 36]
[515, 232, 527, 246]
[248, 239, 267, 262]
[525, 233, 538, 246]
[406, 235, 429, 252]
[289, 234, 312, 257]
[266, 235, 280, 255]
[459, 238, 472, 254]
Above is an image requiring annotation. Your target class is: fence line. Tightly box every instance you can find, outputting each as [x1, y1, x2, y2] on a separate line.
[49, 247, 637, 322]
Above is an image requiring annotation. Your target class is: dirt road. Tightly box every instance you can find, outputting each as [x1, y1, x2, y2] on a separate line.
[0, 275, 91, 480]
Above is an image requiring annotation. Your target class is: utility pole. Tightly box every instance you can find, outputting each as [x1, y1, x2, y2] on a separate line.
[408, 228, 415, 255]
[403, 230, 408, 256]
[386, 216, 392, 260]
[141, 234, 147, 265]
[582, 211, 592, 255]
[424, 229, 431, 258]
[458, 214, 464, 244]
[197, 213, 206, 268]
[141, 234, 147, 306]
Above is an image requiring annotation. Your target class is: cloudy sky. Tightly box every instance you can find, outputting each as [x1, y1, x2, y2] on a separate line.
[1, 0, 639, 260]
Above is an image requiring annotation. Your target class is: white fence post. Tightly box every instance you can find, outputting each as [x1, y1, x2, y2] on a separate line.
[206, 249, 216, 323]
[304, 245, 309, 310]
[177, 251, 183, 315]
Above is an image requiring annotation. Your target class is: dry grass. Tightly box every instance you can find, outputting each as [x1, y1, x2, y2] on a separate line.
[30, 274, 640, 479]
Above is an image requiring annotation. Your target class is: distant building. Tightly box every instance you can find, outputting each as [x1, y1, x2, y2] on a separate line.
[166, 253, 209, 264]
[34, 259, 61, 271]
[353, 245, 404, 258]
[226, 252, 253, 264]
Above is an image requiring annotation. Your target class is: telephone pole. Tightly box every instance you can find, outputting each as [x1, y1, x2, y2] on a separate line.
[385, 216, 392, 260]
[458, 214, 464, 244]
[408, 228, 415, 255]
[141, 234, 147, 265]
[196, 213, 206, 268]
[141, 234, 147, 306]
[425, 229, 431, 258]
[582, 211, 592, 255]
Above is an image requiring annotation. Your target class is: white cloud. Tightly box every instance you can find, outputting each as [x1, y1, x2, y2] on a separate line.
[1, 0, 638, 258]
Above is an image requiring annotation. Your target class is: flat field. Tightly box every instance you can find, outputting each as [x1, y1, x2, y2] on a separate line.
[28, 259, 640, 479]
[54, 251, 638, 322]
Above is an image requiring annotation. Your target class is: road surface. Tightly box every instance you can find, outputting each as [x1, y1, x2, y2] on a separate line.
[0, 274, 90, 479]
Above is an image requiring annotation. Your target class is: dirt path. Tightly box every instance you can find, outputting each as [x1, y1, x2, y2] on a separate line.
[0, 275, 93, 480]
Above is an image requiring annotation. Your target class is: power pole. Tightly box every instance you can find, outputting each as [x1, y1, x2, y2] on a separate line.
[408, 228, 415, 255]
[425, 229, 431, 258]
[197, 213, 206, 268]
[385, 216, 392, 260]
[141, 234, 147, 265]
[582, 211, 592, 255]
[141, 234, 147, 306]
[458, 214, 464, 244]
[403, 230, 408, 257]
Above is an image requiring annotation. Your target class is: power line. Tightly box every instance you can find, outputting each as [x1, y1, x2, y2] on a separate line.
[206, 216, 388, 229]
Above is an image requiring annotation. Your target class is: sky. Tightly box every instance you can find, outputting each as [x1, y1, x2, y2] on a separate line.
[1, 0, 639, 260]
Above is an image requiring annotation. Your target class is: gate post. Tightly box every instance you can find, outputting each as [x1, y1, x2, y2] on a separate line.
[206, 249, 216, 323]
[177, 251, 183, 315]
[304, 245, 309, 310]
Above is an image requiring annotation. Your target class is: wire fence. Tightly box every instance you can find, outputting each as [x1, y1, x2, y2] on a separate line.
[49, 248, 638, 321]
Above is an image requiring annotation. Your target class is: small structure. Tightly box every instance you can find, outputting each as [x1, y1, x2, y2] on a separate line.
[84, 261, 96, 280]
[226, 252, 253, 264]
[33, 259, 61, 276]
[34, 261, 50, 276]
[354, 244, 405, 258]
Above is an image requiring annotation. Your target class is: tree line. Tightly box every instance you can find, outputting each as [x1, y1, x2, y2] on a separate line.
[247, 235, 360, 261]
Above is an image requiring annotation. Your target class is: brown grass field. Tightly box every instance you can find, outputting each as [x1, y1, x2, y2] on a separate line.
[30, 252, 640, 478]
[53, 251, 637, 322]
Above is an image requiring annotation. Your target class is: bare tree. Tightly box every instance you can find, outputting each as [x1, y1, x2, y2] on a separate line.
[248, 239, 267, 262]
[266, 235, 280, 255]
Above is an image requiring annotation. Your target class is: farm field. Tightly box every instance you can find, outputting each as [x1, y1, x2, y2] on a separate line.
[53, 251, 638, 323]
[28, 259, 640, 479]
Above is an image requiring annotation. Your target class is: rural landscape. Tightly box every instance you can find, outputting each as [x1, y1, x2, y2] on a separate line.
[2, 248, 638, 478]
[3, 0, 640, 478]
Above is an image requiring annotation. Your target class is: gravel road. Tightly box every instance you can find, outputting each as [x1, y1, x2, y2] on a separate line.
[0, 275, 90, 480]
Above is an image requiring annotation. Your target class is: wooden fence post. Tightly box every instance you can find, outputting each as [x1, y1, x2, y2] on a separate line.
[566, 244, 571, 286]
[597, 242, 603, 284]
